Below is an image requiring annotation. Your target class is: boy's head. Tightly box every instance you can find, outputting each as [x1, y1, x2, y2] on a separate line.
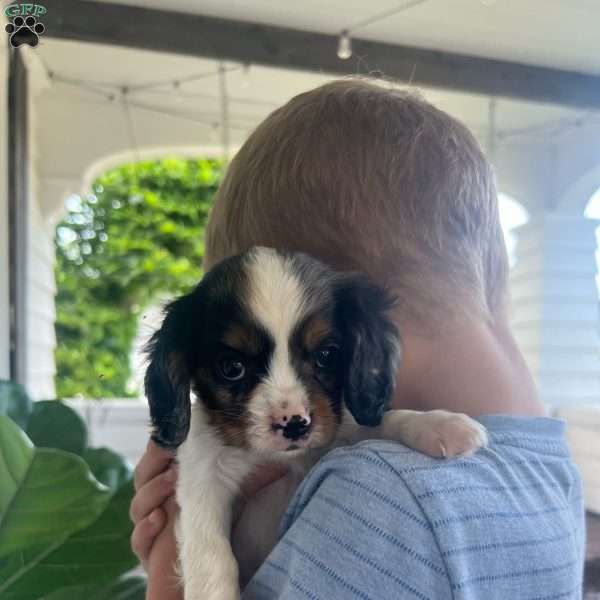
[205, 79, 508, 327]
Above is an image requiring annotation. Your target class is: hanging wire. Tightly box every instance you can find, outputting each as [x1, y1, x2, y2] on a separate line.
[45, 64, 271, 116]
[487, 97, 498, 161]
[345, 0, 432, 33]
[126, 98, 254, 130]
[44, 68, 255, 130]
[128, 65, 241, 93]
[41, 63, 600, 146]
[496, 111, 598, 142]
[218, 61, 231, 163]
[49, 71, 116, 102]
[337, 0, 432, 59]
[135, 87, 278, 108]
[121, 87, 142, 191]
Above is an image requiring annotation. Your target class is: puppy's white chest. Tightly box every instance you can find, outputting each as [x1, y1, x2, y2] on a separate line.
[232, 468, 306, 586]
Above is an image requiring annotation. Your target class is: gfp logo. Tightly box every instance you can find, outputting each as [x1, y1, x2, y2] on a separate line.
[4, 4, 46, 48]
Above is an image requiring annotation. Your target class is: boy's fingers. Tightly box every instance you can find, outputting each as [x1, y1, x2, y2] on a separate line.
[130, 468, 177, 524]
[131, 509, 166, 564]
[134, 439, 175, 490]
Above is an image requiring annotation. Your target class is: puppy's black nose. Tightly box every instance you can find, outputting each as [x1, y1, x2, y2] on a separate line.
[283, 414, 311, 440]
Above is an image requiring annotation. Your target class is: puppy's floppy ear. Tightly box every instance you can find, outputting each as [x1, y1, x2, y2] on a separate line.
[145, 293, 195, 449]
[334, 276, 401, 427]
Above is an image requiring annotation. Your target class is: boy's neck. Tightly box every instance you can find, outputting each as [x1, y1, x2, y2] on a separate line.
[393, 315, 545, 417]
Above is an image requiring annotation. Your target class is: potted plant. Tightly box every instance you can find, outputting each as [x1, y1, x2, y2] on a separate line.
[0, 380, 145, 599]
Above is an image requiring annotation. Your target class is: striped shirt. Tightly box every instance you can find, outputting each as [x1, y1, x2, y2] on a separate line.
[243, 415, 585, 599]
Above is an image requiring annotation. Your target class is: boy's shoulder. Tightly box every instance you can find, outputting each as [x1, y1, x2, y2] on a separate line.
[276, 415, 585, 599]
[255, 417, 584, 600]
[288, 415, 583, 541]
[317, 414, 575, 475]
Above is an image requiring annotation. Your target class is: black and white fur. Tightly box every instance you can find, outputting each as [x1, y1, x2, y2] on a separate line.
[145, 247, 487, 600]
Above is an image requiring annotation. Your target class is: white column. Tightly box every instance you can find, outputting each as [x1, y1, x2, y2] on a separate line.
[0, 38, 10, 379]
[510, 213, 600, 409]
[23, 51, 56, 399]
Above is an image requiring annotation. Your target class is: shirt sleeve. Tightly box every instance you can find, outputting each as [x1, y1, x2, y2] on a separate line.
[242, 442, 453, 600]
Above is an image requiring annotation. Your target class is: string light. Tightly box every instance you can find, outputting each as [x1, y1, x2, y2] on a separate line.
[38, 63, 600, 146]
[336, 0, 432, 60]
[218, 62, 231, 162]
[337, 30, 352, 60]
[172, 80, 183, 104]
[241, 63, 251, 89]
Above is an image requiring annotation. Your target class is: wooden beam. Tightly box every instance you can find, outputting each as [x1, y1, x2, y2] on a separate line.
[43, 0, 600, 110]
[7, 50, 29, 385]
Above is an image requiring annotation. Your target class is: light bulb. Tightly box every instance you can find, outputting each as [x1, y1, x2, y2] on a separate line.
[337, 30, 352, 60]
[241, 63, 251, 89]
[173, 81, 183, 104]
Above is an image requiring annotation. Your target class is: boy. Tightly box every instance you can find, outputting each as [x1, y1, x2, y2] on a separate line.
[130, 80, 585, 598]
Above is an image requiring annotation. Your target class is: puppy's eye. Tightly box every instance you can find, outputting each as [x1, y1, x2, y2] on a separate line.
[314, 345, 339, 369]
[218, 358, 246, 381]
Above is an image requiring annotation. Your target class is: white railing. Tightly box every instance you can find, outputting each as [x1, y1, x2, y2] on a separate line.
[66, 398, 150, 469]
[65, 399, 600, 514]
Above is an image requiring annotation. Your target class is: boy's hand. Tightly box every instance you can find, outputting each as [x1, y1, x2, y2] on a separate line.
[129, 438, 288, 599]
[130, 440, 177, 572]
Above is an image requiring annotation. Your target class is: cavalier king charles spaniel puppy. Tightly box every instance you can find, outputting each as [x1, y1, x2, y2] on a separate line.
[145, 247, 487, 600]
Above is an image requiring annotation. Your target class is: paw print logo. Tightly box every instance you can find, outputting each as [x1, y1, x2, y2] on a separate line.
[5, 15, 45, 48]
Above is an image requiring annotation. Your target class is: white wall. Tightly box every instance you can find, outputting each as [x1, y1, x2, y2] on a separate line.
[0, 36, 10, 380]
[510, 214, 600, 408]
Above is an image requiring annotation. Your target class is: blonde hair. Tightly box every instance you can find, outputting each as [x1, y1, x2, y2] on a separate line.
[205, 79, 508, 325]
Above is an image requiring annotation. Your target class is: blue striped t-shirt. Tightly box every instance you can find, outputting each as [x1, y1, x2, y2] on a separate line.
[243, 415, 585, 599]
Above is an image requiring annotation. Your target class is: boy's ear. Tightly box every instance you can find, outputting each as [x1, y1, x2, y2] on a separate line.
[144, 293, 195, 449]
[335, 277, 401, 427]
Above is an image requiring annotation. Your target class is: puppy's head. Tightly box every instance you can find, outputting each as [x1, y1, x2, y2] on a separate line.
[145, 247, 400, 456]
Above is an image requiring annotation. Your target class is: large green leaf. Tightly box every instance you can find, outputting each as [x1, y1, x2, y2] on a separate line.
[0, 441, 139, 599]
[0, 381, 32, 430]
[0, 417, 110, 559]
[83, 447, 132, 492]
[42, 575, 146, 600]
[0, 483, 138, 599]
[25, 401, 87, 455]
[0, 384, 144, 598]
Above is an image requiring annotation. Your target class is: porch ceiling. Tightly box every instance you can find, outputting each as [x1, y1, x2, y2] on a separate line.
[30, 1, 600, 218]
[95, 0, 600, 75]
[34, 35, 584, 217]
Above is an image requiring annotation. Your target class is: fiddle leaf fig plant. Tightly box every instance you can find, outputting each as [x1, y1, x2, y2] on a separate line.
[0, 380, 145, 599]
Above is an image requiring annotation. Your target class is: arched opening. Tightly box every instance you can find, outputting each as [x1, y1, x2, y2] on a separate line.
[584, 187, 600, 219]
[498, 193, 529, 266]
[584, 186, 600, 296]
[54, 157, 223, 399]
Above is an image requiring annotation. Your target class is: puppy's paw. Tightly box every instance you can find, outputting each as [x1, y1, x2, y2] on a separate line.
[410, 410, 488, 458]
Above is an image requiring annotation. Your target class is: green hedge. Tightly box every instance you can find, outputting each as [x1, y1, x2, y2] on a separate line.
[54, 158, 221, 398]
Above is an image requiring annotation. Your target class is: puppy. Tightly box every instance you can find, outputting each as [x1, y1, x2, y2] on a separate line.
[145, 247, 487, 600]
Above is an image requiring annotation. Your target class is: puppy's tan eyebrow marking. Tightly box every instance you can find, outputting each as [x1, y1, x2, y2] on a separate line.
[222, 324, 262, 354]
[301, 316, 333, 351]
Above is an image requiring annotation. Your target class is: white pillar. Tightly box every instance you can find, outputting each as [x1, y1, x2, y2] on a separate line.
[0, 38, 10, 379]
[510, 213, 600, 409]
[22, 51, 56, 399]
